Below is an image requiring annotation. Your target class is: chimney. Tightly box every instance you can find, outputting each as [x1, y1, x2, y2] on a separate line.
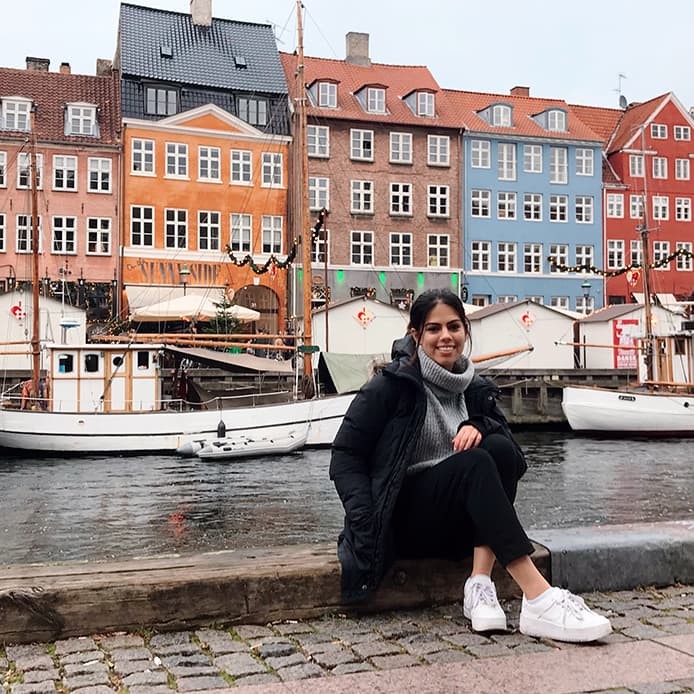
[96, 59, 113, 77]
[26, 56, 50, 72]
[346, 32, 370, 67]
[190, 0, 212, 27]
[510, 85, 530, 97]
[59, 62, 71, 75]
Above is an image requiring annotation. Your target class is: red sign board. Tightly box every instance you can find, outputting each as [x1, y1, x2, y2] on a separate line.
[613, 319, 639, 369]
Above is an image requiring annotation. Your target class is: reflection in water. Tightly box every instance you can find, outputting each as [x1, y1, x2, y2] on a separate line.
[0, 432, 692, 565]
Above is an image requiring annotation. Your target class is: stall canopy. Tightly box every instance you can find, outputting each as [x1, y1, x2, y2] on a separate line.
[130, 295, 259, 323]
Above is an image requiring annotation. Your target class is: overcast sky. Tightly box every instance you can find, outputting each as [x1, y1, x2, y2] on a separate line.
[3, 0, 692, 110]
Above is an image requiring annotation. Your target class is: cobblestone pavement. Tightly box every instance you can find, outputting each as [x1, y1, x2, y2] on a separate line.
[1, 584, 693, 693]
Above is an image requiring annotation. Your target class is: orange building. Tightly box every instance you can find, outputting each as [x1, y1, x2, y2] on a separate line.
[121, 104, 291, 331]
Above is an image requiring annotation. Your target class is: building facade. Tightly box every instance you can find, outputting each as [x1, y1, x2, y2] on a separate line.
[0, 58, 120, 324]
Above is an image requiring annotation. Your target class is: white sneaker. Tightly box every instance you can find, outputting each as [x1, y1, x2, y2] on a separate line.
[520, 587, 612, 643]
[463, 576, 507, 632]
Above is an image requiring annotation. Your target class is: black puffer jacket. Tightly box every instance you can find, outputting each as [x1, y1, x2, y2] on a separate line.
[329, 334, 526, 602]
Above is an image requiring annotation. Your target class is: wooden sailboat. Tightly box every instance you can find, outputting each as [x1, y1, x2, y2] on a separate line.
[562, 162, 694, 435]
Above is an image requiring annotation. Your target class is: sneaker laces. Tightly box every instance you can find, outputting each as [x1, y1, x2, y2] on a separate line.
[551, 589, 589, 622]
[470, 581, 499, 609]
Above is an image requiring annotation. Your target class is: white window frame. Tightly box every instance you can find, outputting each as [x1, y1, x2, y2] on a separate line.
[351, 180, 374, 214]
[653, 241, 670, 270]
[86, 217, 111, 255]
[675, 158, 690, 180]
[230, 149, 252, 185]
[2, 98, 31, 131]
[497, 191, 517, 220]
[0, 213, 5, 252]
[66, 104, 97, 136]
[631, 240, 643, 267]
[630, 194, 645, 220]
[652, 156, 667, 179]
[390, 132, 413, 164]
[428, 135, 449, 166]
[198, 210, 221, 251]
[0, 151, 5, 187]
[676, 242, 693, 271]
[52, 155, 77, 191]
[498, 295, 518, 304]
[523, 193, 542, 221]
[51, 216, 77, 254]
[471, 190, 491, 218]
[367, 87, 386, 113]
[551, 296, 569, 310]
[417, 92, 434, 117]
[675, 197, 691, 222]
[576, 295, 595, 315]
[17, 153, 43, 189]
[652, 195, 669, 220]
[351, 231, 374, 265]
[130, 206, 154, 247]
[198, 146, 221, 182]
[427, 234, 449, 268]
[390, 182, 412, 216]
[497, 242, 517, 272]
[389, 232, 413, 266]
[317, 82, 337, 108]
[549, 244, 568, 273]
[523, 243, 542, 273]
[309, 176, 329, 210]
[674, 126, 691, 141]
[238, 97, 268, 126]
[16, 214, 42, 254]
[550, 146, 568, 184]
[497, 142, 517, 180]
[307, 125, 329, 158]
[651, 123, 667, 139]
[230, 213, 252, 253]
[165, 208, 188, 249]
[471, 140, 491, 168]
[165, 142, 188, 179]
[607, 239, 625, 269]
[261, 152, 283, 187]
[575, 245, 594, 270]
[606, 193, 624, 218]
[261, 215, 283, 254]
[549, 194, 568, 222]
[88, 157, 111, 193]
[428, 185, 449, 218]
[350, 129, 374, 161]
[491, 104, 512, 127]
[132, 139, 154, 175]
[575, 148, 594, 176]
[471, 241, 491, 271]
[575, 195, 594, 224]
[311, 227, 329, 264]
[547, 109, 566, 131]
[146, 86, 177, 116]
[523, 144, 542, 173]
[629, 154, 644, 177]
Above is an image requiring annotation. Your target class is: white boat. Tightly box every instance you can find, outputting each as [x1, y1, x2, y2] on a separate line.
[180, 425, 309, 460]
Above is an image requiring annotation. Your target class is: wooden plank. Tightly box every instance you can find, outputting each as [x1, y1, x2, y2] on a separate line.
[0, 542, 550, 645]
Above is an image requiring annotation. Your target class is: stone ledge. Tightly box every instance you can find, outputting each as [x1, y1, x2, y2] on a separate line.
[0, 542, 549, 645]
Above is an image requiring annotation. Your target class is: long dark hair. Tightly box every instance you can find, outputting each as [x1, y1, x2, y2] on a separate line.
[408, 288, 472, 355]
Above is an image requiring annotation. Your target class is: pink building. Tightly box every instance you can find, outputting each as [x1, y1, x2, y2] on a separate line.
[0, 57, 120, 323]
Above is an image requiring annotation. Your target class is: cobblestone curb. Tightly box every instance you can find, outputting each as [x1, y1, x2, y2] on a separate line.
[1, 584, 692, 693]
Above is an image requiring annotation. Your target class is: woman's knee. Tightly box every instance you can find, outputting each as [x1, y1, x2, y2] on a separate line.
[479, 433, 521, 481]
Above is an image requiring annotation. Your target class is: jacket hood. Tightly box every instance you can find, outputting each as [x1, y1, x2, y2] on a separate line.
[391, 333, 415, 360]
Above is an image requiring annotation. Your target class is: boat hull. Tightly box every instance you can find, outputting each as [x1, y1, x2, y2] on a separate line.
[0, 394, 354, 453]
[562, 386, 694, 435]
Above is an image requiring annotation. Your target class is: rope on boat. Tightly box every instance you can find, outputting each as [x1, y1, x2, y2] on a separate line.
[0, 586, 65, 634]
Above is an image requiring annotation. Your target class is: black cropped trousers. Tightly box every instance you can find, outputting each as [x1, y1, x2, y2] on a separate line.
[392, 433, 535, 567]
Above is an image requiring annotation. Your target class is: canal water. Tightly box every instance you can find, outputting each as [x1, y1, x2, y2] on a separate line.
[0, 432, 692, 566]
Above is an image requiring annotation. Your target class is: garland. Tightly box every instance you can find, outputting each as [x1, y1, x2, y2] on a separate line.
[548, 247, 694, 277]
[225, 239, 298, 274]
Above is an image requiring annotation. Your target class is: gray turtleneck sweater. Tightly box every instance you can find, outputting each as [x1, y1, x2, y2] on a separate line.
[409, 346, 475, 474]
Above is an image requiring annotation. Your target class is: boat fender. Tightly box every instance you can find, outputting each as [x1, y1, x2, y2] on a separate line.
[217, 419, 227, 438]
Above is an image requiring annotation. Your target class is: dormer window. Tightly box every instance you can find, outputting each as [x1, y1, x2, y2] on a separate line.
[66, 103, 98, 137]
[417, 92, 435, 117]
[1, 98, 31, 132]
[318, 82, 337, 108]
[146, 86, 178, 116]
[491, 104, 512, 127]
[366, 87, 386, 113]
[547, 109, 567, 132]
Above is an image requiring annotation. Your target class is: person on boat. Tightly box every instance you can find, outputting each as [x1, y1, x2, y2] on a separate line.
[20, 379, 32, 410]
[330, 288, 612, 643]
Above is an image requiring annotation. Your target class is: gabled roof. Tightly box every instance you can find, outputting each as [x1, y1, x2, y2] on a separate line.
[118, 3, 287, 94]
[280, 52, 459, 127]
[0, 67, 119, 145]
[443, 89, 603, 142]
[606, 93, 670, 153]
[468, 299, 575, 321]
[569, 103, 623, 144]
[579, 303, 645, 323]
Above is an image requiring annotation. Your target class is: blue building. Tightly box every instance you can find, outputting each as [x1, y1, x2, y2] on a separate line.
[445, 86, 604, 312]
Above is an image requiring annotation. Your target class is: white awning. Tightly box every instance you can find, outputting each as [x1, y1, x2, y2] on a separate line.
[130, 294, 259, 323]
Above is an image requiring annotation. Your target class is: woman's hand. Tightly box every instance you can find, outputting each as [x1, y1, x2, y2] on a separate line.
[452, 424, 482, 452]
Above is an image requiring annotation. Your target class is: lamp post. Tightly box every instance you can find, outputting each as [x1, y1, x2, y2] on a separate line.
[581, 280, 591, 314]
[179, 264, 191, 296]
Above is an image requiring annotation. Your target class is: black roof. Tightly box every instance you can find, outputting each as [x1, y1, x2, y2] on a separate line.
[118, 3, 288, 95]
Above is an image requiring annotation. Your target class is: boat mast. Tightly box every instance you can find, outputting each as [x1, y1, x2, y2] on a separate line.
[638, 126, 655, 384]
[295, 0, 313, 377]
[30, 131, 41, 400]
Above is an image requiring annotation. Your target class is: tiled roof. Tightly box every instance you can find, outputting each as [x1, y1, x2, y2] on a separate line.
[443, 89, 603, 142]
[280, 52, 459, 127]
[0, 67, 119, 144]
[569, 103, 623, 143]
[607, 93, 671, 153]
[119, 3, 287, 94]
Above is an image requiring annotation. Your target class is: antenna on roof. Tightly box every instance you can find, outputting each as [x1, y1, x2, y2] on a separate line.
[614, 72, 627, 109]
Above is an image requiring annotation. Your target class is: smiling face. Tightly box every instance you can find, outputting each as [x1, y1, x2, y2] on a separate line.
[413, 301, 467, 371]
